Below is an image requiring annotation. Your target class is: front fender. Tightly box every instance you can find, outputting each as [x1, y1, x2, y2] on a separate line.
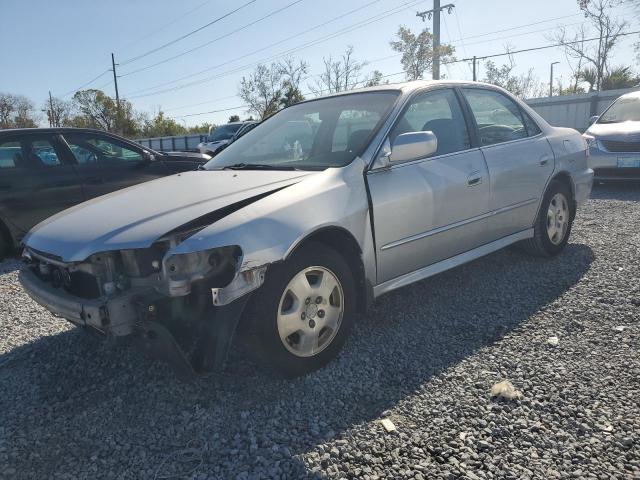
[169, 158, 374, 277]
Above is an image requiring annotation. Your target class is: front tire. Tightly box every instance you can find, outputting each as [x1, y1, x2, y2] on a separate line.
[522, 179, 574, 257]
[246, 242, 356, 376]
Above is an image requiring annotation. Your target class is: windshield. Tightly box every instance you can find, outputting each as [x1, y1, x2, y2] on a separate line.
[204, 91, 400, 171]
[598, 96, 640, 124]
[208, 123, 242, 142]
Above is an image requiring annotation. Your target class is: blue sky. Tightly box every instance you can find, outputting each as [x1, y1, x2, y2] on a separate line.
[1, 0, 637, 127]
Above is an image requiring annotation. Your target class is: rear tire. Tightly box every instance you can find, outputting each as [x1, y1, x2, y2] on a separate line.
[245, 242, 356, 376]
[521, 179, 574, 257]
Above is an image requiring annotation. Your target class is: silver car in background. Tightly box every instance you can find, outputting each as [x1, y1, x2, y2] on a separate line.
[584, 90, 640, 181]
[19, 81, 592, 378]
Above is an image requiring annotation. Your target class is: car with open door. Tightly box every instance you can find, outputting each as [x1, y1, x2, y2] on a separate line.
[0, 128, 207, 257]
[19, 82, 593, 379]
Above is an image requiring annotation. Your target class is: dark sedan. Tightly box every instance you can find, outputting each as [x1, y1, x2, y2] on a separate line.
[0, 128, 208, 257]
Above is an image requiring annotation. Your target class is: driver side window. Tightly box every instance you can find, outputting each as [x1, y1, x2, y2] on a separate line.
[64, 133, 143, 164]
[390, 88, 471, 157]
[462, 89, 527, 146]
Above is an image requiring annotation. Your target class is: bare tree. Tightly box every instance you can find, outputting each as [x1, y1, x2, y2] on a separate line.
[239, 58, 308, 119]
[482, 50, 546, 98]
[309, 46, 367, 95]
[0, 93, 38, 129]
[0, 93, 15, 129]
[549, 0, 627, 91]
[44, 96, 72, 127]
[390, 26, 455, 80]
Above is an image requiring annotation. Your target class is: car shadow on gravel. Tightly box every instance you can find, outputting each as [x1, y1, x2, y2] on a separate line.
[591, 182, 640, 201]
[1, 243, 595, 478]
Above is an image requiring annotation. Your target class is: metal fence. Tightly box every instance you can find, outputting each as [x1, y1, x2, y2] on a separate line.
[135, 134, 207, 152]
[525, 87, 639, 132]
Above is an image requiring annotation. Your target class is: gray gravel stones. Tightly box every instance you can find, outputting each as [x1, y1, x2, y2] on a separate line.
[1, 184, 639, 479]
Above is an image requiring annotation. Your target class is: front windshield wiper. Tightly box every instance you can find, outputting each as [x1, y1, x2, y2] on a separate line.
[222, 163, 298, 171]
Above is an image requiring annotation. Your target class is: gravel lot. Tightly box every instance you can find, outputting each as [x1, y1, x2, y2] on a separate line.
[1, 184, 639, 479]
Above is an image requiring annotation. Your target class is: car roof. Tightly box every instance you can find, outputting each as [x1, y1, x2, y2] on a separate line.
[0, 127, 125, 137]
[305, 80, 507, 101]
[619, 90, 640, 100]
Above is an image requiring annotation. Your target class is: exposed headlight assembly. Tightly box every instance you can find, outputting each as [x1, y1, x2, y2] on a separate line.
[163, 246, 241, 296]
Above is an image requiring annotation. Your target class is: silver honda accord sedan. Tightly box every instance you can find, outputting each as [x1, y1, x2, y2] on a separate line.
[19, 81, 593, 378]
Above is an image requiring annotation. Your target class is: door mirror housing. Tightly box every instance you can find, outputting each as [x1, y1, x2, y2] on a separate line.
[389, 131, 438, 164]
[589, 115, 599, 125]
[142, 150, 155, 162]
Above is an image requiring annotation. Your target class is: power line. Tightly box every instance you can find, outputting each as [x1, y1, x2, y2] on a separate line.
[122, 0, 387, 96]
[119, 0, 258, 66]
[124, 3, 586, 100]
[59, 70, 110, 98]
[120, 0, 307, 77]
[123, 0, 424, 99]
[168, 30, 640, 119]
[115, 0, 213, 53]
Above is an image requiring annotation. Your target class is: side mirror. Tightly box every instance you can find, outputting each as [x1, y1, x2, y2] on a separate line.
[390, 131, 438, 164]
[142, 150, 155, 162]
[589, 115, 599, 125]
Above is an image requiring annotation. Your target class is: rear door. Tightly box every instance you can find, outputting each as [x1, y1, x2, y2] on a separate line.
[367, 88, 491, 283]
[0, 133, 84, 234]
[62, 132, 173, 199]
[461, 88, 554, 240]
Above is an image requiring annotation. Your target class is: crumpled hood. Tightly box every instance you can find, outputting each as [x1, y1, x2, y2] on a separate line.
[586, 121, 640, 140]
[24, 170, 314, 262]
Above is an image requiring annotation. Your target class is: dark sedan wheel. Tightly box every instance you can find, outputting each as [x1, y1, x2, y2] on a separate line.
[522, 179, 574, 257]
[247, 242, 355, 376]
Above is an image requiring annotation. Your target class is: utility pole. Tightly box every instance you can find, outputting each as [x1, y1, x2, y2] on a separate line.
[417, 1, 455, 80]
[472, 56, 477, 81]
[48, 91, 55, 127]
[111, 53, 121, 132]
[550, 61, 560, 97]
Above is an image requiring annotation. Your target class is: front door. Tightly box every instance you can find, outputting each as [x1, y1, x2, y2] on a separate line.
[367, 88, 491, 284]
[62, 132, 172, 199]
[461, 88, 554, 239]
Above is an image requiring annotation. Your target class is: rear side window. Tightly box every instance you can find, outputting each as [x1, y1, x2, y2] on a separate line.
[462, 89, 528, 146]
[29, 139, 63, 166]
[0, 140, 22, 168]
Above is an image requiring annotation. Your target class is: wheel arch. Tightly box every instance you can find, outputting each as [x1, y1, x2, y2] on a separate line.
[0, 216, 15, 255]
[550, 171, 576, 219]
[286, 226, 370, 313]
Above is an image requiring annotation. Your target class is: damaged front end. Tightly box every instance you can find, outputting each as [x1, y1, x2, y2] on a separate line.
[19, 235, 266, 380]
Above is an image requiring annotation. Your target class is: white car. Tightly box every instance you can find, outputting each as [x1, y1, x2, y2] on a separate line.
[197, 121, 257, 157]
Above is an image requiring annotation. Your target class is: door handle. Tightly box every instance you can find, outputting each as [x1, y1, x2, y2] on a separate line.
[0, 183, 11, 190]
[539, 157, 550, 166]
[467, 171, 482, 186]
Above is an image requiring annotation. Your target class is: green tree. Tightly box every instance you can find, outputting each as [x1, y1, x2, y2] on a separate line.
[228, 114, 240, 122]
[390, 26, 455, 80]
[140, 111, 188, 137]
